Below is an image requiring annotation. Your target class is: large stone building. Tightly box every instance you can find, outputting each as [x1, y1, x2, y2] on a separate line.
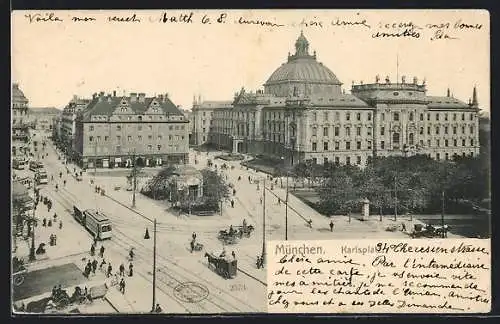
[29, 107, 61, 132]
[59, 95, 92, 160]
[74, 91, 189, 169]
[201, 32, 481, 167]
[11, 83, 31, 157]
[191, 98, 233, 146]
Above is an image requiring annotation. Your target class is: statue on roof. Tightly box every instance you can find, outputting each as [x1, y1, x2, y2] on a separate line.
[295, 31, 310, 56]
[385, 76, 390, 83]
[401, 75, 406, 84]
[422, 78, 426, 85]
[375, 75, 380, 83]
[413, 76, 418, 84]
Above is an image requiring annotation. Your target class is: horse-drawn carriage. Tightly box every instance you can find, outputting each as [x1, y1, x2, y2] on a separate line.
[410, 224, 449, 238]
[204, 252, 237, 279]
[190, 239, 204, 252]
[218, 223, 255, 244]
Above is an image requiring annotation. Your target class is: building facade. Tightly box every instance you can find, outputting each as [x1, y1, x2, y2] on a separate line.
[74, 91, 189, 169]
[11, 83, 31, 157]
[191, 98, 233, 146]
[29, 107, 61, 132]
[202, 32, 481, 167]
[59, 95, 92, 160]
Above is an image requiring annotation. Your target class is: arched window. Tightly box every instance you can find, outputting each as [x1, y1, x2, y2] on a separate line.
[409, 133, 414, 145]
[409, 112, 414, 121]
[393, 132, 400, 149]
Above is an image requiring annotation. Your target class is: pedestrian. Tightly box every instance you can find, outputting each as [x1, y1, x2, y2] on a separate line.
[43, 218, 47, 227]
[119, 278, 125, 294]
[59, 220, 63, 229]
[231, 200, 234, 208]
[277, 198, 281, 205]
[233, 188, 236, 195]
[192, 232, 196, 241]
[232, 251, 236, 260]
[401, 223, 407, 232]
[92, 259, 98, 274]
[107, 264, 112, 278]
[87, 260, 92, 274]
[51, 175, 54, 181]
[119, 263, 125, 276]
[55, 184, 58, 192]
[307, 219, 312, 228]
[53, 234, 57, 245]
[129, 248, 134, 260]
[59, 172, 62, 178]
[49, 234, 55, 246]
[53, 213, 57, 221]
[129, 262, 134, 277]
[99, 259, 106, 270]
[260, 197, 263, 204]
[63, 179, 66, 187]
[329, 220, 334, 232]
[155, 303, 162, 313]
[90, 244, 95, 256]
[48, 219, 52, 227]
[99, 246, 105, 258]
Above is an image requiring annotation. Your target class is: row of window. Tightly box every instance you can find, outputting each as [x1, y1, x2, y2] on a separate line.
[310, 138, 475, 152]
[89, 124, 186, 131]
[312, 111, 372, 122]
[312, 126, 373, 137]
[109, 144, 182, 153]
[312, 141, 372, 151]
[89, 135, 185, 142]
[379, 125, 475, 136]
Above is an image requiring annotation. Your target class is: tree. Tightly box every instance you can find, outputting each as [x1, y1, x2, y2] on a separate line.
[316, 167, 360, 215]
[140, 165, 176, 200]
[201, 169, 231, 211]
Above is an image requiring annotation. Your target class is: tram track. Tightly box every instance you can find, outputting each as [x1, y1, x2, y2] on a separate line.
[52, 186, 263, 313]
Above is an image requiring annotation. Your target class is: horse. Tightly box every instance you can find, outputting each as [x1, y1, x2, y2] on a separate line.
[204, 252, 220, 270]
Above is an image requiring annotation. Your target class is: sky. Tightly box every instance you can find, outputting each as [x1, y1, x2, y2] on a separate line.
[12, 9, 489, 114]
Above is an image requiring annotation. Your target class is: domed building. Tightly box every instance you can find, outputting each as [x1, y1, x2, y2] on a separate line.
[264, 31, 342, 97]
[195, 33, 481, 168]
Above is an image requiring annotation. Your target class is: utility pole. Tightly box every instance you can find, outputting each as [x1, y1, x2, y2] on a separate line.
[441, 190, 445, 238]
[261, 178, 266, 265]
[285, 172, 289, 241]
[151, 218, 157, 311]
[394, 175, 398, 221]
[132, 149, 137, 208]
[93, 141, 97, 179]
[28, 180, 37, 261]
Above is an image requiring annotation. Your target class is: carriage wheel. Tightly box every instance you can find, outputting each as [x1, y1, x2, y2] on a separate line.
[13, 275, 25, 286]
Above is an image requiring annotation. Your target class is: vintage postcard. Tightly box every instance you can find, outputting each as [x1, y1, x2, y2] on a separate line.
[11, 9, 490, 314]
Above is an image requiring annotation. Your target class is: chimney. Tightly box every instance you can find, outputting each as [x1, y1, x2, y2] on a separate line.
[447, 88, 451, 97]
[138, 93, 146, 103]
[113, 90, 116, 97]
[130, 93, 137, 103]
[472, 85, 478, 107]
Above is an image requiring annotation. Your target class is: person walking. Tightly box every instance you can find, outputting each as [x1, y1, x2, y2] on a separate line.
[329, 220, 334, 232]
[119, 278, 126, 294]
[192, 232, 197, 241]
[43, 218, 47, 227]
[90, 244, 95, 256]
[99, 259, 106, 270]
[63, 179, 66, 187]
[128, 262, 134, 277]
[231, 200, 235, 208]
[106, 264, 112, 278]
[92, 259, 98, 274]
[99, 245, 105, 258]
[59, 220, 63, 229]
[154, 303, 162, 313]
[231, 251, 236, 260]
[119, 263, 125, 276]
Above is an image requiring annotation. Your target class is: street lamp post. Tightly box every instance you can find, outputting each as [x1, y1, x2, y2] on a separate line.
[130, 149, 137, 208]
[261, 178, 266, 265]
[28, 181, 37, 261]
[441, 190, 445, 238]
[285, 171, 289, 241]
[145, 219, 157, 312]
[393, 175, 398, 221]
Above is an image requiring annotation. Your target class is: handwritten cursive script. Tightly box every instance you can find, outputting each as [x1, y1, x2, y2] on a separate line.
[268, 239, 490, 313]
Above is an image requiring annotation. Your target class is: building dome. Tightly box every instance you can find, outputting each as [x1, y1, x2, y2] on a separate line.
[264, 32, 342, 97]
[12, 83, 29, 107]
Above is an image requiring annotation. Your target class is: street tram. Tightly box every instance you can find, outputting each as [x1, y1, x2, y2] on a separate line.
[73, 206, 112, 240]
[35, 169, 49, 184]
[13, 159, 27, 170]
[29, 161, 44, 172]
